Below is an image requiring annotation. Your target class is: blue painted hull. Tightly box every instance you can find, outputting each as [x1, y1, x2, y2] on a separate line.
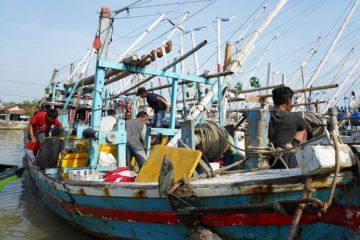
[27, 161, 360, 240]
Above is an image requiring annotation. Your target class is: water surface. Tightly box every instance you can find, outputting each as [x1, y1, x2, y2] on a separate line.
[0, 130, 95, 240]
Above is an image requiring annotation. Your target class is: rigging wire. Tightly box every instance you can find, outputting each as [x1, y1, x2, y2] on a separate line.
[131, 0, 213, 9]
[0, 78, 45, 87]
[197, 8, 263, 69]
[128, 0, 217, 54]
[0, 92, 36, 99]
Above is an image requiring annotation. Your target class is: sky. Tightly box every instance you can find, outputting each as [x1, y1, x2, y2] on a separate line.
[1, 0, 360, 104]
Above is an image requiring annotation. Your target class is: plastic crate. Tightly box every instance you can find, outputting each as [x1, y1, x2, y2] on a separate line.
[68, 169, 104, 181]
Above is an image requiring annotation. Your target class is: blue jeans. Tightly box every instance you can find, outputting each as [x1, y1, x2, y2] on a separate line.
[151, 110, 165, 128]
[126, 145, 147, 170]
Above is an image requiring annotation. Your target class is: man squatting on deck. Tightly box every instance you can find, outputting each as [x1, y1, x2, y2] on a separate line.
[137, 87, 171, 128]
[269, 86, 309, 168]
[125, 111, 149, 169]
[27, 109, 62, 153]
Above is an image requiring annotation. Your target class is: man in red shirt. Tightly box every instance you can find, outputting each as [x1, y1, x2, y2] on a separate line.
[27, 109, 62, 152]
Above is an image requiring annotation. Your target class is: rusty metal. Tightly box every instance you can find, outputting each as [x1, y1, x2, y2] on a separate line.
[176, 196, 325, 216]
[133, 189, 148, 198]
[78, 188, 86, 195]
[286, 177, 312, 240]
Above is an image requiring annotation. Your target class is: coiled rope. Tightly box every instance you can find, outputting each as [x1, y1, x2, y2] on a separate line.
[194, 121, 230, 161]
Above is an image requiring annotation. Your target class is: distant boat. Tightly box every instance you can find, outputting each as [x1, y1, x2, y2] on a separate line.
[0, 164, 25, 191]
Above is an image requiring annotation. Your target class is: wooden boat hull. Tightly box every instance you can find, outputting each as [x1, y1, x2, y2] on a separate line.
[25, 152, 360, 239]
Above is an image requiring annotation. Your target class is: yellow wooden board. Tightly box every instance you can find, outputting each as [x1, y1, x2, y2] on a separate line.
[135, 145, 202, 183]
[61, 159, 88, 168]
[57, 144, 117, 168]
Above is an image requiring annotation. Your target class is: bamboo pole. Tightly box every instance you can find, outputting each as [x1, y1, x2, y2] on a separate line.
[106, 40, 208, 100]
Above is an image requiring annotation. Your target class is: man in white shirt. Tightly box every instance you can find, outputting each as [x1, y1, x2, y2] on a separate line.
[100, 109, 117, 131]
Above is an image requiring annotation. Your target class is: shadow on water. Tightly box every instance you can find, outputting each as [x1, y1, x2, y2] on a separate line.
[0, 130, 96, 240]
[18, 165, 96, 240]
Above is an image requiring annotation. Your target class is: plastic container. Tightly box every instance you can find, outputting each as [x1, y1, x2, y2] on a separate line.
[68, 169, 105, 181]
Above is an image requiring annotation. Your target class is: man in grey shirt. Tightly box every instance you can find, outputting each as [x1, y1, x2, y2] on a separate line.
[126, 111, 148, 169]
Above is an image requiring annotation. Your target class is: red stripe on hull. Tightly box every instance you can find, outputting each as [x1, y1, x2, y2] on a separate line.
[35, 177, 360, 231]
[200, 212, 319, 226]
[321, 205, 360, 232]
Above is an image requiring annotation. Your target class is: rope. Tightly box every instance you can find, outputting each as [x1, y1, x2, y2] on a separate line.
[245, 134, 327, 169]
[327, 132, 341, 208]
[194, 121, 229, 161]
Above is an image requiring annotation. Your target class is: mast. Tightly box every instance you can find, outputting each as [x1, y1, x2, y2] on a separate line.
[235, 4, 266, 48]
[168, 0, 289, 146]
[158, 12, 189, 95]
[285, 36, 321, 86]
[329, 47, 355, 85]
[118, 14, 165, 61]
[89, 7, 112, 168]
[297, 0, 360, 103]
[243, 35, 278, 90]
[324, 56, 360, 112]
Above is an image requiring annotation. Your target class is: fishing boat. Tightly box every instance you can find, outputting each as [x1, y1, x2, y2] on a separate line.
[24, 1, 360, 239]
[0, 164, 25, 191]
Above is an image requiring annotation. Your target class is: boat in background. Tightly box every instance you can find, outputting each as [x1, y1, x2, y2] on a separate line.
[0, 164, 25, 191]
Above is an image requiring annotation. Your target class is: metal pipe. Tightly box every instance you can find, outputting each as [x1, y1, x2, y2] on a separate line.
[107, 40, 208, 100]
[190, 29, 201, 101]
[126, 81, 188, 95]
[179, 31, 187, 117]
[122, 71, 233, 96]
[227, 101, 327, 112]
[162, 13, 189, 94]
[69, 63, 74, 83]
[266, 62, 271, 94]
[235, 84, 284, 95]
[258, 84, 338, 98]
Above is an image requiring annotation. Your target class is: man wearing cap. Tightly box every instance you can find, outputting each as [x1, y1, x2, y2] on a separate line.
[137, 87, 170, 128]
